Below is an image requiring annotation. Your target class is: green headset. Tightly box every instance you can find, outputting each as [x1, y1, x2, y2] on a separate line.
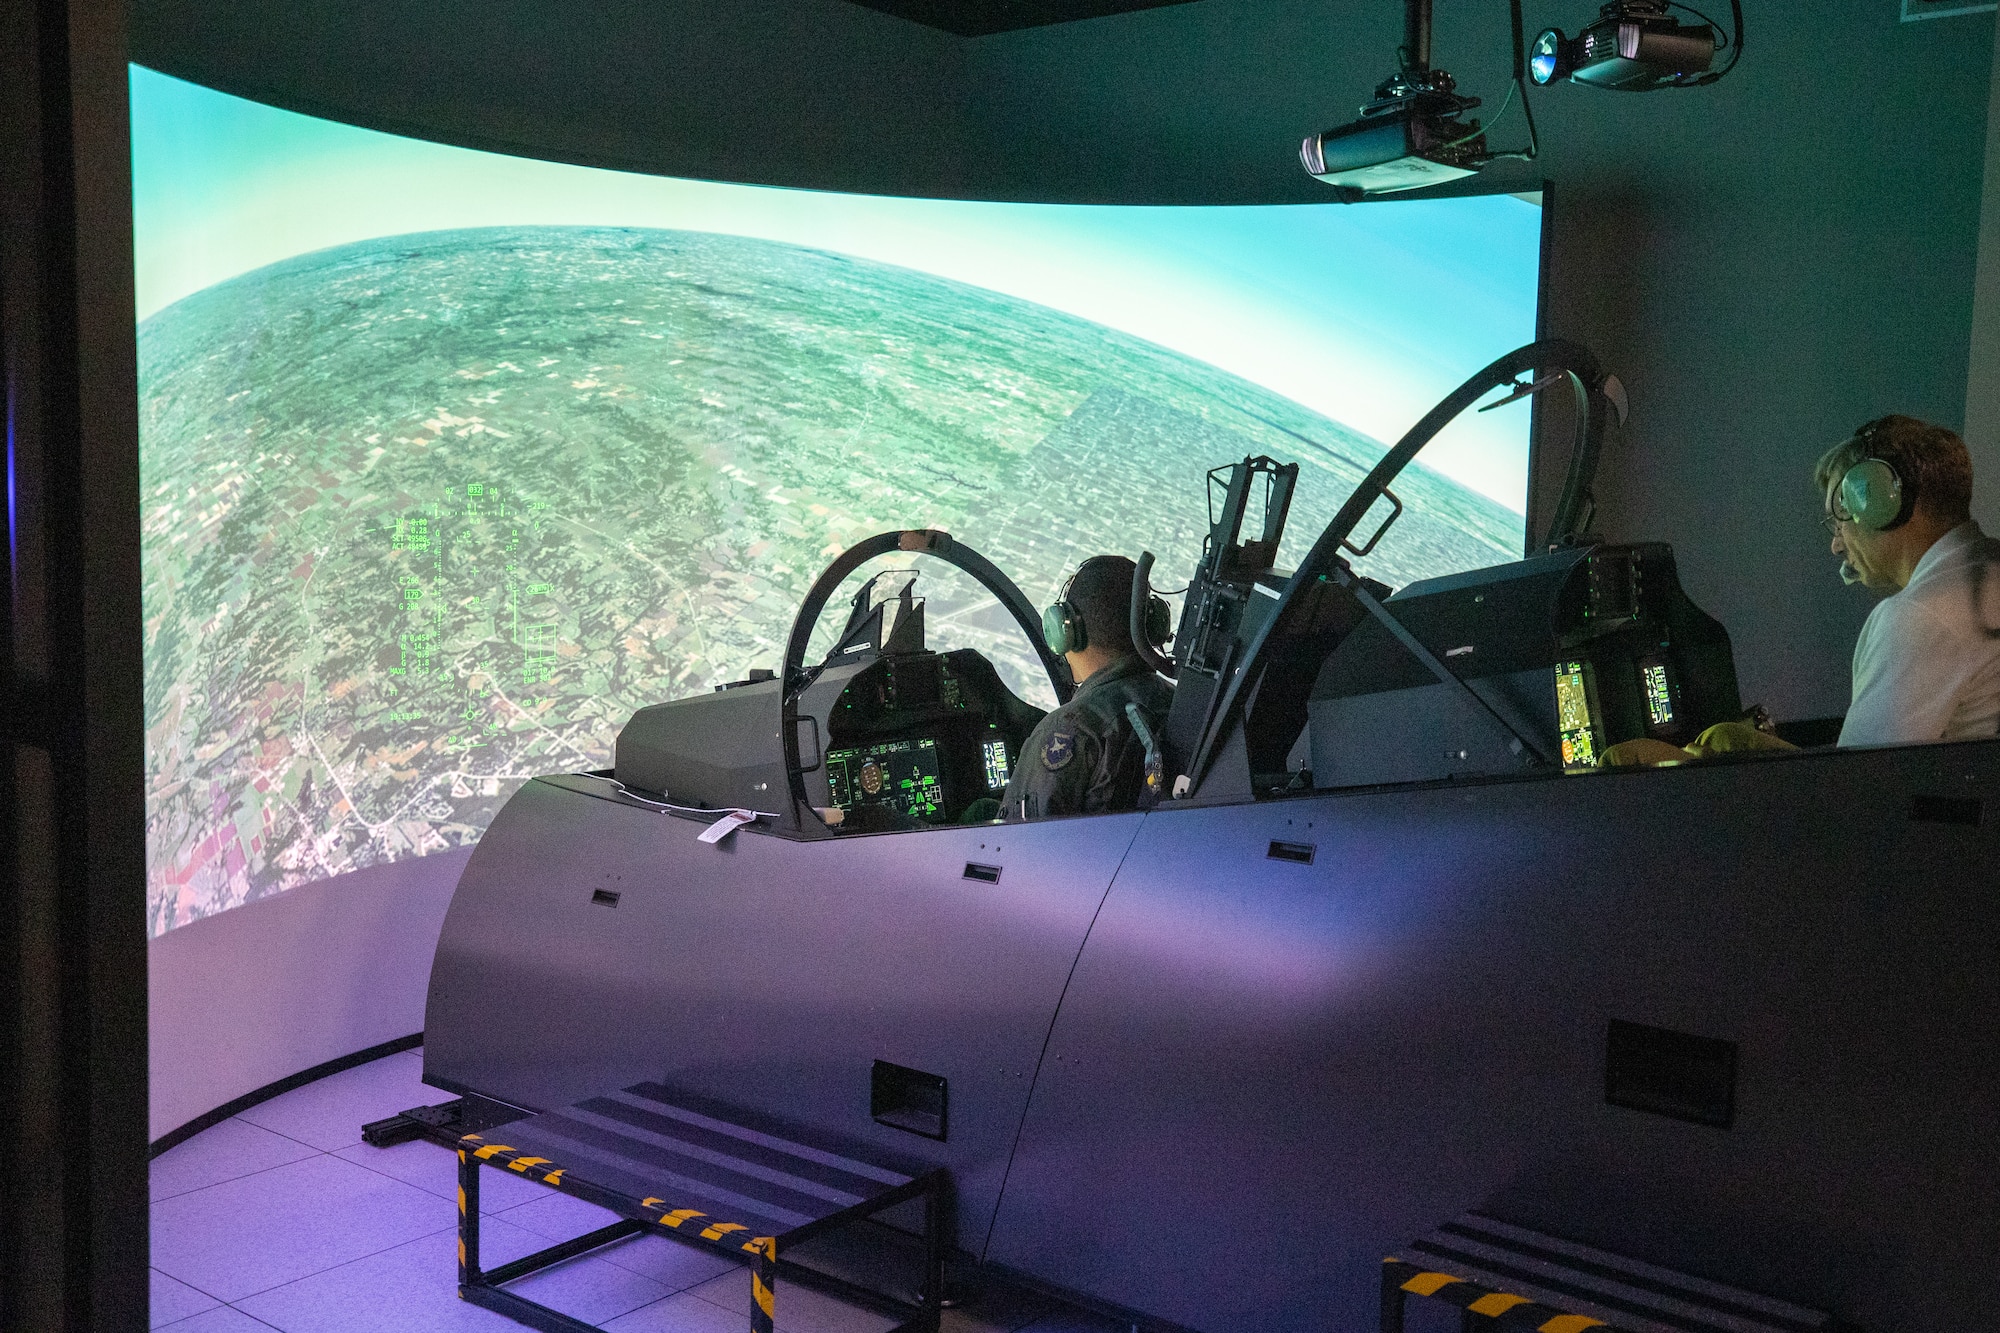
[1043, 557, 1171, 657]
[1833, 420, 1917, 532]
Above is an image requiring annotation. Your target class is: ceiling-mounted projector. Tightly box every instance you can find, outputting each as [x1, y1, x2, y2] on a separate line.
[1301, 0, 1536, 198]
[1299, 67, 1489, 195]
[1530, 0, 1742, 90]
[1303, 0, 1741, 196]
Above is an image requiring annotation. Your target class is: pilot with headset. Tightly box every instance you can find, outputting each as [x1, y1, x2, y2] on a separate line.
[1606, 414, 2000, 767]
[1001, 555, 1175, 821]
[1818, 415, 2000, 745]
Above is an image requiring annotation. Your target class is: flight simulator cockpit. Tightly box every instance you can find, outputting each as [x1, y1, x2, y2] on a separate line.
[614, 533, 1059, 829]
[424, 339, 2000, 1333]
[609, 336, 1743, 829]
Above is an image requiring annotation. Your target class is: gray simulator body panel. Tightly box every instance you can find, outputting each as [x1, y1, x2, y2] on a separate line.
[426, 743, 2000, 1333]
[424, 772, 1143, 1244]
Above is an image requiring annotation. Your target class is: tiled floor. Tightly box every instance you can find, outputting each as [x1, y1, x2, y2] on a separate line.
[149, 1050, 1128, 1333]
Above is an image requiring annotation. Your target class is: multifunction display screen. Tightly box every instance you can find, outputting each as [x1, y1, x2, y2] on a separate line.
[982, 738, 1012, 791]
[827, 738, 945, 820]
[1641, 660, 1676, 730]
[1555, 661, 1600, 769]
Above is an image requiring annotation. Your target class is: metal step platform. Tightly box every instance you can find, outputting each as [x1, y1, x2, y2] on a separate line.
[1383, 1212, 1848, 1333]
[453, 1081, 948, 1333]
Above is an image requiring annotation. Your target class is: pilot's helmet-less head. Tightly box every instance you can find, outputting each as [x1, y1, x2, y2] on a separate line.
[1815, 416, 1973, 588]
[1817, 416, 1972, 533]
[1043, 555, 1168, 659]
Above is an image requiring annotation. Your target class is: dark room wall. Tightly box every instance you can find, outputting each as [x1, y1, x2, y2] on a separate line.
[130, 0, 1999, 720]
[1970, 23, 2000, 492]
[128, 0, 970, 195]
[960, 0, 1999, 721]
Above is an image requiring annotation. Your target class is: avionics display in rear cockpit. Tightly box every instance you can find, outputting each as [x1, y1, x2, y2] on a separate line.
[133, 64, 1539, 934]
[1556, 661, 1602, 768]
[1641, 659, 1677, 729]
[827, 739, 946, 821]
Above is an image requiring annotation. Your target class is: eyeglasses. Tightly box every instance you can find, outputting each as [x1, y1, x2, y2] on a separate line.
[1820, 505, 1854, 535]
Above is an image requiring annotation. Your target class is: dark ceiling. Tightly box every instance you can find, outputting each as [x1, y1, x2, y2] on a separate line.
[842, 0, 1198, 37]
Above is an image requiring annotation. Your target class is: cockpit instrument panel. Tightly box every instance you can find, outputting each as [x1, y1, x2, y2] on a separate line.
[613, 553, 1048, 830]
[1639, 656, 1677, 731]
[1555, 660, 1601, 769]
[982, 739, 1012, 791]
[1309, 542, 1738, 787]
[826, 738, 946, 820]
[820, 647, 1036, 825]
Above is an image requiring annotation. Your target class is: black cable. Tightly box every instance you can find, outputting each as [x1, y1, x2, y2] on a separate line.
[1668, 0, 1743, 86]
[1710, 0, 1745, 81]
[1666, 0, 1726, 41]
[1512, 0, 1539, 156]
[1515, 70, 1540, 155]
[1444, 80, 1513, 149]
[1483, 0, 1539, 162]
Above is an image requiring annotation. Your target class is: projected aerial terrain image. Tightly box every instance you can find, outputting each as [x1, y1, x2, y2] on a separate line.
[140, 225, 1519, 931]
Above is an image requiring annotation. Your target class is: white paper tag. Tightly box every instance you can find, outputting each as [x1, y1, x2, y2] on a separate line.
[697, 809, 758, 844]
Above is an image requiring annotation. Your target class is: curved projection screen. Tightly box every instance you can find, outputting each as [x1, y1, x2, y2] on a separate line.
[134, 65, 1542, 936]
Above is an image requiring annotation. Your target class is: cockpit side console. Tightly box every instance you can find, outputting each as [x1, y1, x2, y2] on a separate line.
[615, 674, 790, 813]
[1308, 541, 1740, 787]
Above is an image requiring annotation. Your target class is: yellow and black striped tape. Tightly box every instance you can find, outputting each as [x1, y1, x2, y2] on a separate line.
[458, 1134, 573, 1189]
[456, 1148, 470, 1275]
[461, 1133, 779, 1332]
[1384, 1257, 1619, 1333]
[750, 1235, 778, 1333]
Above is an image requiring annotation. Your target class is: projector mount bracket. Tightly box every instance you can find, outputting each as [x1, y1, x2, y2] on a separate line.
[1301, 0, 1539, 195]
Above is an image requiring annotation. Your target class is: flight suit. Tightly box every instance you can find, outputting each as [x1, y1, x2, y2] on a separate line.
[1002, 654, 1174, 820]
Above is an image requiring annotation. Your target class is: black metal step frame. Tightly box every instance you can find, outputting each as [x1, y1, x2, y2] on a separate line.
[452, 1085, 948, 1333]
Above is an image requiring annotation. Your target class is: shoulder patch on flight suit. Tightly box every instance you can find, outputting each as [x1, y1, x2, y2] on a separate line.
[1041, 729, 1077, 772]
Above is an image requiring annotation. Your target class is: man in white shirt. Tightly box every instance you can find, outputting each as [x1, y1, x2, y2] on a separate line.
[1818, 415, 2000, 746]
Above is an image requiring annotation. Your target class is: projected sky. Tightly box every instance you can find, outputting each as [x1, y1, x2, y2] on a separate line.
[130, 66, 1540, 507]
[134, 65, 1541, 934]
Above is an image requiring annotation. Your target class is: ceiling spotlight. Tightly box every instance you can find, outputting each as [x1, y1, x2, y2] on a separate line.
[1528, 28, 1570, 85]
[1529, 0, 1742, 91]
